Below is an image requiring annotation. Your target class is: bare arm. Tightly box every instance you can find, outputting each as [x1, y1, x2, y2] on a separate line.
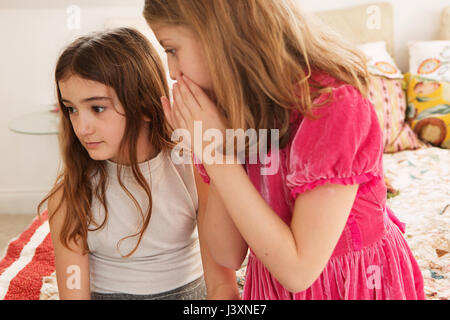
[194, 168, 241, 299]
[165, 75, 358, 293]
[202, 180, 248, 270]
[48, 189, 91, 300]
[205, 163, 357, 293]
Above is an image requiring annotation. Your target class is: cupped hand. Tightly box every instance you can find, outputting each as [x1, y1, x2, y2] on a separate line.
[161, 75, 228, 160]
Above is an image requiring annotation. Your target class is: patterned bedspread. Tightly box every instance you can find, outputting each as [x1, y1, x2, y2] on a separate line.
[39, 148, 449, 300]
[236, 147, 450, 300]
[383, 147, 450, 300]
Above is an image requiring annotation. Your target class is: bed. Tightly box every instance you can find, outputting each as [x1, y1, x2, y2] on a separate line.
[0, 145, 447, 300]
[0, 3, 449, 300]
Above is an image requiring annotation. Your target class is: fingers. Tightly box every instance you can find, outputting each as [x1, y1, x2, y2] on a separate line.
[173, 82, 192, 123]
[168, 76, 223, 134]
[180, 75, 211, 111]
[177, 76, 203, 113]
[160, 96, 174, 127]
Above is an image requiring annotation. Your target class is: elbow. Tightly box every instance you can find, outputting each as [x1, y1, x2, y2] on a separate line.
[280, 278, 308, 294]
[205, 240, 248, 270]
[280, 279, 314, 294]
[213, 251, 246, 270]
[277, 268, 319, 294]
[222, 261, 243, 271]
[219, 257, 243, 271]
[208, 246, 248, 270]
[283, 281, 310, 294]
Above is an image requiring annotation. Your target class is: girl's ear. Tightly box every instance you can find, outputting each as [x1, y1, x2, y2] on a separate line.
[143, 115, 151, 122]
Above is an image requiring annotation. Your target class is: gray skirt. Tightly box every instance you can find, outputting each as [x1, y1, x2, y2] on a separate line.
[91, 276, 206, 300]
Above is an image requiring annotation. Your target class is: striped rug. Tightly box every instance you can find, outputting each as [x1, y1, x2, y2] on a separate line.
[0, 210, 56, 300]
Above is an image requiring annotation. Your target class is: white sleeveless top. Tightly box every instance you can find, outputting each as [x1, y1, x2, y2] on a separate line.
[87, 149, 203, 294]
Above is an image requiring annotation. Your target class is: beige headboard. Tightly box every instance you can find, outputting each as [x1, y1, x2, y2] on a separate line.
[104, 2, 396, 63]
[314, 2, 394, 57]
[439, 6, 450, 40]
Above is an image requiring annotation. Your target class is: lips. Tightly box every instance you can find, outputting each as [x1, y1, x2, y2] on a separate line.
[85, 141, 103, 149]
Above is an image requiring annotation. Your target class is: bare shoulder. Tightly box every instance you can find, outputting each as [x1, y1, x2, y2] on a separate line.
[47, 185, 65, 221]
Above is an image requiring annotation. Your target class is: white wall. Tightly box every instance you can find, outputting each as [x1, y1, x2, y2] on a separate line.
[300, 0, 449, 72]
[0, 2, 146, 214]
[0, 0, 448, 214]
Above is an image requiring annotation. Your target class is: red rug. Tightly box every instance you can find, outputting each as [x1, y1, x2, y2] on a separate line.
[0, 210, 56, 300]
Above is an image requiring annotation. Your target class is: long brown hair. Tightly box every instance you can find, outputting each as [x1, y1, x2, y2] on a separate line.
[143, 0, 370, 148]
[37, 27, 173, 257]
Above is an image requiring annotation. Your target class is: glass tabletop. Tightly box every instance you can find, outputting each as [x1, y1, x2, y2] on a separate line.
[8, 110, 60, 135]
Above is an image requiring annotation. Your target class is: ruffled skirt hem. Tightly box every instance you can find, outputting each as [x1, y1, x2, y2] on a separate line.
[242, 220, 425, 300]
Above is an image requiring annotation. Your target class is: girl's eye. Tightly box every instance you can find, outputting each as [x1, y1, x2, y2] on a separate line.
[66, 106, 77, 114]
[92, 106, 105, 113]
[164, 48, 176, 56]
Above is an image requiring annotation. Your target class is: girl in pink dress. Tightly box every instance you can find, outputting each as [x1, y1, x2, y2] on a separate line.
[143, 0, 425, 299]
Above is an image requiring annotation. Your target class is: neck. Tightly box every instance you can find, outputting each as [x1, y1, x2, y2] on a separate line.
[138, 143, 159, 163]
[110, 124, 159, 165]
[136, 126, 158, 163]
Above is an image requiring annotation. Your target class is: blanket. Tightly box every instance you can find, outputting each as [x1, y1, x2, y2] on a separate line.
[0, 148, 448, 300]
[0, 210, 55, 300]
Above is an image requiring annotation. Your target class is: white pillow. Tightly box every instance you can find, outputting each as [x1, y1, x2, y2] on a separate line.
[409, 40, 450, 82]
[357, 41, 403, 79]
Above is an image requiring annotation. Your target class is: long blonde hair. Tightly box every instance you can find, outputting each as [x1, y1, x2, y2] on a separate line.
[144, 0, 370, 148]
[38, 28, 173, 257]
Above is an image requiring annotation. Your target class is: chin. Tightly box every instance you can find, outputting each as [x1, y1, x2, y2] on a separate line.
[87, 152, 109, 161]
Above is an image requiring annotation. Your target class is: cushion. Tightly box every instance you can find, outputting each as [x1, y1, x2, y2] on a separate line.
[355, 41, 425, 153]
[405, 73, 450, 149]
[408, 41, 450, 82]
[367, 76, 427, 153]
[439, 6, 450, 40]
[357, 41, 403, 79]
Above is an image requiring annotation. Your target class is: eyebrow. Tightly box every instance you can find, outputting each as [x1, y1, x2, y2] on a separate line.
[61, 96, 112, 104]
[159, 39, 172, 47]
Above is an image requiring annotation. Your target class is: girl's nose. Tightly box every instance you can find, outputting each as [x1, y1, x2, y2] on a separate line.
[168, 60, 181, 81]
[76, 113, 95, 136]
[169, 70, 181, 81]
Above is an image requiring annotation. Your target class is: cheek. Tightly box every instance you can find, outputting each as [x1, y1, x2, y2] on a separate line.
[106, 117, 127, 143]
[102, 123, 118, 138]
[177, 53, 212, 90]
[68, 117, 82, 137]
[184, 63, 212, 91]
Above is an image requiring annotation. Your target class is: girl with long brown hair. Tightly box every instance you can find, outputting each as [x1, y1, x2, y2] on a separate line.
[143, 0, 425, 299]
[38, 27, 239, 300]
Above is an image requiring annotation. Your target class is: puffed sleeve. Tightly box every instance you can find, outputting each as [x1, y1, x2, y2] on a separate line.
[286, 84, 384, 199]
[193, 154, 211, 184]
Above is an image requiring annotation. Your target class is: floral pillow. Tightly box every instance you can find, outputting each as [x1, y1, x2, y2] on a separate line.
[405, 73, 450, 149]
[357, 41, 403, 79]
[357, 42, 426, 153]
[368, 76, 427, 153]
[409, 41, 450, 82]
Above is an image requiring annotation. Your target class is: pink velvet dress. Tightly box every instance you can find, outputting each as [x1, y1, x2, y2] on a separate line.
[195, 71, 425, 300]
